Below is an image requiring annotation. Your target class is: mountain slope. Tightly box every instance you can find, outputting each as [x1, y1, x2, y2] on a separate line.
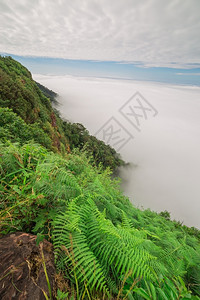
[0, 56, 200, 299]
[0, 55, 124, 170]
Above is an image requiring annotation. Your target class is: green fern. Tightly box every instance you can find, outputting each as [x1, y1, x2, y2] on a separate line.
[53, 197, 157, 296]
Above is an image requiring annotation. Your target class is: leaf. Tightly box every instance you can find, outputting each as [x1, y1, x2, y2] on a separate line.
[156, 287, 169, 300]
[56, 288, 69, 300]
[149, 282, 157, 300]
[36, 233, 45, 246]
[133, 288, 151, 300]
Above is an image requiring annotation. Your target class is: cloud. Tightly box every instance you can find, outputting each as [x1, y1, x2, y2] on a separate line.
[176, 72, 200, 76]
[33, 74, 200, 228]
[116, 61, 200, 69]
[0, 0, 200, 67]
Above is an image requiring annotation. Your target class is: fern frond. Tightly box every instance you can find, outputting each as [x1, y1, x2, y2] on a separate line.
[53, 198, 157, 296]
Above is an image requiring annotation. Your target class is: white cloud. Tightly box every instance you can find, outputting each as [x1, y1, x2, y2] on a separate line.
[176, 72, 200, 76]
[117, 61, 200, 69]
[0, 0, 200, 67]
[33, 74, 200, 228]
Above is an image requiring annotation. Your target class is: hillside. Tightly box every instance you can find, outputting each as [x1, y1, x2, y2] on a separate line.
[0, 56, 200, 300]
[0, 56, 123, 170]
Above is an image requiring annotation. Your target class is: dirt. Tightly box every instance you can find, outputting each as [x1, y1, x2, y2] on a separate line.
[0, 232, 57, 300]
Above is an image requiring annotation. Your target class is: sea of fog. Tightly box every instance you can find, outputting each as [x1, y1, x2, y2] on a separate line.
[33, 74, 200, 229]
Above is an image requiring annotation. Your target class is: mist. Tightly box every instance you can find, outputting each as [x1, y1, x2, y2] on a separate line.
[33, 74, 200, 229]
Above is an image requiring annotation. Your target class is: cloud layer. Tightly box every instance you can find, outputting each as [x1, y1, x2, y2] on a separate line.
[33, 74, 200, 228]
[1, 0, 200, 67]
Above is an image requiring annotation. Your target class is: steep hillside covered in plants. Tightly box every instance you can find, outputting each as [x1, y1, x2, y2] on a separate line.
[0, 56, 123, 170]
[0, 57, 200, 299]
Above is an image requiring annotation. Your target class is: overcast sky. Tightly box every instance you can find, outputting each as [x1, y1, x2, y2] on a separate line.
[0, 0, 200, 68]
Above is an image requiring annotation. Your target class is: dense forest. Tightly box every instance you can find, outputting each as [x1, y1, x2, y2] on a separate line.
[0, 56, 200, 299]
[0, 56, 123, 171]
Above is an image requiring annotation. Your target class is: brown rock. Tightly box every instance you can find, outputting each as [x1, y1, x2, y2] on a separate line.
[0, 232, 56, 300]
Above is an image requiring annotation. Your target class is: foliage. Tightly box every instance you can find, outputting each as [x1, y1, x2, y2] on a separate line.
[0, 142, 200, 298]
[0, 55, 124, 171]
[36, 81, 59, 105]
[0, 107, 52, 149]
[53, 197, 156, 296]
[62, 121, 124, 170]
[0, 56, 200, 298]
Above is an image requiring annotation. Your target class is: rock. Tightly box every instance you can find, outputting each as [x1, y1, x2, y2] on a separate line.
[0, 232, 56, 300]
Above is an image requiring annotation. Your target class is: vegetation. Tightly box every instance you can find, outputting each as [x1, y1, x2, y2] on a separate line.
[0, 55, 123, 170]
[35, 81, 59, 105]
[0, 56, 200, 299]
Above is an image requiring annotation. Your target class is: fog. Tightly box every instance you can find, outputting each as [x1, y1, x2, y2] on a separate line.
[33, 74, 200, 229]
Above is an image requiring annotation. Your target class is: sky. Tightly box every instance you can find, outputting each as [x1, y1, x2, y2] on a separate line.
[1, 0, 200, 227]
[3, 54, 200, 86]
[0, 0, 200, 84]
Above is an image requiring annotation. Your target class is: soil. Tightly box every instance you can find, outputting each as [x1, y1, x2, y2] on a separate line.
[0, 232, 57, 300]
